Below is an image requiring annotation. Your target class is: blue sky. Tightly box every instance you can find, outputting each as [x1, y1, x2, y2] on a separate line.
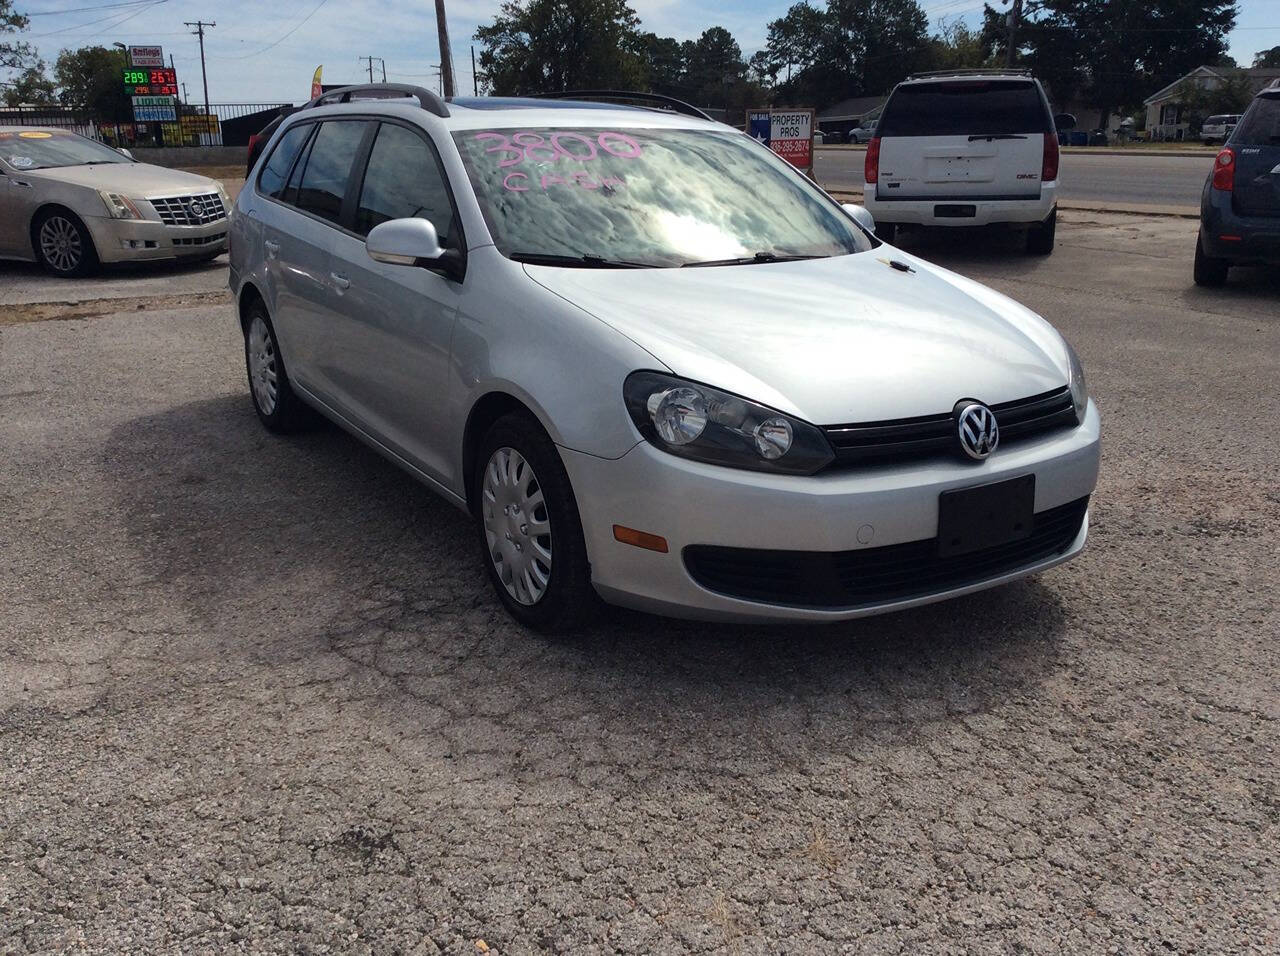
[13, 0, 1280, 106]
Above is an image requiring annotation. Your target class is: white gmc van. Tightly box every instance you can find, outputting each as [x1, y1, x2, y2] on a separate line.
[863, 71, 1070, 255]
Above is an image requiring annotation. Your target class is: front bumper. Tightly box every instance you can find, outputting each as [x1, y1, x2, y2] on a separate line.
[84, 215, 228, 264]
[563, 400, 1100, 623]
[866, 183, 1056, 227]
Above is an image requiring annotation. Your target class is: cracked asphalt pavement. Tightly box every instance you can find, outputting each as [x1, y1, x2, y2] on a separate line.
[1, 214, 1277, 953]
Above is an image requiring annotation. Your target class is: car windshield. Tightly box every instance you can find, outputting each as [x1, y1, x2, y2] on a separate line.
[1233, 97, 1280, 146]
[451, 126, 871, 267]
[0, 129, 132, 170]
[877, 81, 1050, 137]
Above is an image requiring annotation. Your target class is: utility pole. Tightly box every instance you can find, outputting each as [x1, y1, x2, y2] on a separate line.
[181, 82, 188, 105]
[1005, 0, 1023, 68]
[434, 0, 455, 98]
[471, 45, 477, 97]
[362, 56, 375, 83]
[184, 20, 215, 121]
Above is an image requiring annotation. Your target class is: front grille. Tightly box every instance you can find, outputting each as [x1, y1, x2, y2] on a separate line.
[684, 496, 1088, 609]
[148, 192, 226, 226]
[822, 386, 1077, 466]
[173, 233, 226, 247]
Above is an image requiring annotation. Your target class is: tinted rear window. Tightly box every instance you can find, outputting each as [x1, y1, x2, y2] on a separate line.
[878, 81, 1050, 137]
[1233, 96, 1280, 147]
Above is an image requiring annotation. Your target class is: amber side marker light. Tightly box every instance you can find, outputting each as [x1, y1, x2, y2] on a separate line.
[613, 525, 669, 553]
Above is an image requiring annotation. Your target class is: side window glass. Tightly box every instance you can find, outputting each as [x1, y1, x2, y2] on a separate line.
[283, 126, 315, 207]
[257, 123, 311, 200]
[355, 123, 455, 242]
[294, 121, 368, 225]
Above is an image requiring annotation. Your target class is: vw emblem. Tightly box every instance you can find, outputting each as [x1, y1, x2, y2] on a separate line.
[955, 401, 999, 461]
[188, 201, 205, 219]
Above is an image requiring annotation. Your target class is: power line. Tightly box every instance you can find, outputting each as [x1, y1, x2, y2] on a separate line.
[214, 0, 333, 61]
[25, 0, 167, 39]
[23, 0, 163, 16]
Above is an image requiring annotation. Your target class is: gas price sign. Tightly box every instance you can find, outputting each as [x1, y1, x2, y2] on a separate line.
[123, 67, 178, 97]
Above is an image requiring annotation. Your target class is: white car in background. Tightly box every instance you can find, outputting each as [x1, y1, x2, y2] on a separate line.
[0, 126, 228, 276]
[862, 70, 1072, 254]
[847, 119, 878, 144]
[1199, 114, 1241, 145]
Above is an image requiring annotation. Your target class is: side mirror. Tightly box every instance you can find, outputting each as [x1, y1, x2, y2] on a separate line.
[1053, 113, 1077, 133]
[842, 202, 877, 236]
[367, 217, 465, 280]
[118, 147, 134, 159]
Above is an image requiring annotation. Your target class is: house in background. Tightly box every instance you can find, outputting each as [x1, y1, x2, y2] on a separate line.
[1144, 66, 1280, 140]
[816, 96, 885, 141]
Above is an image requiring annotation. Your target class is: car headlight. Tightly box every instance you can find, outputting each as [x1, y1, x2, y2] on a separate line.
[1066, 342, 1088, 423]
[99, 191, 142, 220]
[624, 371, 834, 474]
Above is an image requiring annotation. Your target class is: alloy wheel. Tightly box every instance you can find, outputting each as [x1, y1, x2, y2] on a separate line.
[482, 447, 553, 605]
[39, 216, 82, 274]
[247, 316, 278, 415]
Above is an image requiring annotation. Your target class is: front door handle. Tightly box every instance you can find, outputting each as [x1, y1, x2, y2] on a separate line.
[330, 272, 350, 291]
[264, 239, 280, 258]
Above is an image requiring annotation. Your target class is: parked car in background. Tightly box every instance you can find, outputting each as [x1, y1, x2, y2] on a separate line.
[847, 119, 877, 144]
[863, 70, 1071, 253]
[1200, 114, 1242, 146]
[1194, 84, 1280, 286]
[0, 126, 229, 276]
[246, 108, 299, 177]
[230, 85, 1099, 631]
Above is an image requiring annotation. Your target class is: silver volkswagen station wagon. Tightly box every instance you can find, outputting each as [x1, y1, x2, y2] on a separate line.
[228, 85, 1100, 631]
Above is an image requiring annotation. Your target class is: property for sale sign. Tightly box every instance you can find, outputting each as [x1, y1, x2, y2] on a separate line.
[745, 107, 815, 173]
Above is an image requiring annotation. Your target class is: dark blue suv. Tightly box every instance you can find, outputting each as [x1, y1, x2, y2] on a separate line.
[1195, 81, 1280, 286]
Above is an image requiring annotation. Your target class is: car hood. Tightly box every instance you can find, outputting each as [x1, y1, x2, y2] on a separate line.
[524, 249, 1072, 425]
[26, 162, 220, 197]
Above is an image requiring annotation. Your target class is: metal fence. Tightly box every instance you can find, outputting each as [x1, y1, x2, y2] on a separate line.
[0, 102, 292, 148]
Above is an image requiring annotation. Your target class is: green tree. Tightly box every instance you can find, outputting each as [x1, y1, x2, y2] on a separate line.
[638, 32, 685, 97]
[999, 1, 1238, 129]
[474, 0, 645, 95]
[3, 59, 56, 106]
[1176, 67, 1255, 132]
[1, 0, 33, 71]
[54, 45, 131, 119]
[763, 0, 932, 108]
[926, 18, 994, 72]
[1255, 46, 1280, 68]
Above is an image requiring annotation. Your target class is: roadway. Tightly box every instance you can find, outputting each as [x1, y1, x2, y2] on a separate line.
[815, 148, 1214, 210]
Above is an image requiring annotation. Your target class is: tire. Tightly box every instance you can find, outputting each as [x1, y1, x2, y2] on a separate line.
[474, 411, 596, 632]
[33, 208, 99, 277]
[1193, 231, 1230, 287]
[243, 301, 310, 432]
[876, 222, 897, 245]
[1026, 208, 1057, 255]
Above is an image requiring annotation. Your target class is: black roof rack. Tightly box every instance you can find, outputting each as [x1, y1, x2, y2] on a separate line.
[907, 68, 1034, 80]
[305, 83, 449, 118]
[526, 90, 712, 121]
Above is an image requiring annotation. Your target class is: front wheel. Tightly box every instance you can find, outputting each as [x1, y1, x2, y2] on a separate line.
[33, 209, 99, 277]
[474, 412, 596, 632]
[1193, 231, 1229, 287]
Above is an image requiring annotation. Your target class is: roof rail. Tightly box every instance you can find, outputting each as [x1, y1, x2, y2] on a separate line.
[305, 83, 449, 118]
[906, 68, 1034, 80]
[526, 90, 713, 121]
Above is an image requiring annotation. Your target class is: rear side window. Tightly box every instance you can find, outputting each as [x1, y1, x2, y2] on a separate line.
[878, 81, 1051, 137]
[293, 120, 369, 224]
[1233, 97, 1280, 146]
[354, 123, 455, 241]
[257, 123, 311, 200]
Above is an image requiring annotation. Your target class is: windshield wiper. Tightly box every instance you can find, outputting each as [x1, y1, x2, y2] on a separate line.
[510, 252, 652, 269]
[681, 252, 826, 268]
[968, 134, 1028, 141]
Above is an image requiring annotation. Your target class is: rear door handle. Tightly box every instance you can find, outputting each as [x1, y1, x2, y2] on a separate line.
[264, 239, 280, 258]
[330, 272, 350, 291]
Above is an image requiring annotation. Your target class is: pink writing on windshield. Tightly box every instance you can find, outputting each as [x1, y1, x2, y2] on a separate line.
[502, 171, 625, 193]
[475, 131, 642, 168]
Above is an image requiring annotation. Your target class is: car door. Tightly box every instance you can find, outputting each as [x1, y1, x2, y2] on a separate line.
[0, 158, 38, 257]
[260, 118, 372, 399]
[321, 120, 464, 484]
[1230, 94, 1280, 219]
[875, 80, 1049, 200]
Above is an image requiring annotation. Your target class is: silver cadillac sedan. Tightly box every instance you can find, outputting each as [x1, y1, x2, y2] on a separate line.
[0, 126, 229, 275]
[228, 86, 1100, 630]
